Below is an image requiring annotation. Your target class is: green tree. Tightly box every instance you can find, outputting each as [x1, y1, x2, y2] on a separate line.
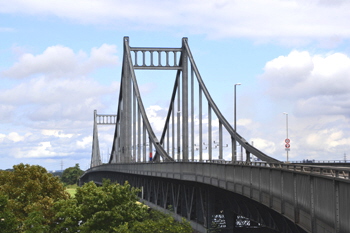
[61, 163, 84, 185]
[0, 194, 17, 232]
[0, 163, 69, 232]
[51, 180, 192, 233]
[130, 210, 193, 233]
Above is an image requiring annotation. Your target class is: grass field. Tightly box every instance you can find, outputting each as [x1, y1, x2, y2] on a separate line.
[65, 184, 78, 197]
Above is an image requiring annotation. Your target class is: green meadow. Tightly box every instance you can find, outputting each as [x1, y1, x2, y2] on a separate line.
[66, 184, 78, 197]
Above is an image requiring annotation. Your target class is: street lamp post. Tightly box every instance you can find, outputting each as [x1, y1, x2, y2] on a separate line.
[233, 83, 241, 161]
[283, 112, 289, 162]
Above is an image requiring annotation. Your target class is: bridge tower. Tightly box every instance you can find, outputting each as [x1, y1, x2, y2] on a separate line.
[91, 110, 117, 167]
[90, 37, 279, 167]
[91, 110, 101, 167]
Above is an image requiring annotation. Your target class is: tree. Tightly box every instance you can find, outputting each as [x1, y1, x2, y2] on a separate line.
[51, 180, 192, 233]
[130, 210, 193, 233]
[0, 194, 17, 232]
[61, 163, 84, 185]
[0, 164, 192, 232]
[0, 163, 69, 231]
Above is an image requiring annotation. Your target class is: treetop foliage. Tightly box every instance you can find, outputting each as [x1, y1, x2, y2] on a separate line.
[52, 180, 192, 232]
[61, 163, 84, 185]
[0, 163, 69, 232]
[0, 164, 192, 233]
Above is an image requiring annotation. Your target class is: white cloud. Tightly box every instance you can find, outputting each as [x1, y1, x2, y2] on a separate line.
[250, 137, 276, 155]
[42, 130, 74, 138]
[0, 127, 95, 161]
[0, 76, 118, 122]
[0, 44, 120, 123]
[0, 105, 15, 122]
[0, 43, 120, 166]
[77, 136, 92, 149]
[1, 0, 350, 45]
[256, 50, 350, 161]
[237, 118, 253, 127]
[146, 105, 167, 133]
[2, 44, 118, 79]
[0, 132, 31, 143]
[14, 141, 57, 158]
[8, 132, 25, 142]
[260, 50, 350, 117]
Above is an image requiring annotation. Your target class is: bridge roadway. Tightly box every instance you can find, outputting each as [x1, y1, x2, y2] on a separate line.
[80, 161, 350, 233]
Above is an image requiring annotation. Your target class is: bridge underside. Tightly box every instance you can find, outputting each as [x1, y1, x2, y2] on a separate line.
[80, 171, 306, 233]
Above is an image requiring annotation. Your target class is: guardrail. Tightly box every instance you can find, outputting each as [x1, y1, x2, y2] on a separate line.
[95, 159, 350, 180]
[290, 160, 350, 163]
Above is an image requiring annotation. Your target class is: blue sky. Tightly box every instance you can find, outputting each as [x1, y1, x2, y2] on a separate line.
[1, 0, 350, 170]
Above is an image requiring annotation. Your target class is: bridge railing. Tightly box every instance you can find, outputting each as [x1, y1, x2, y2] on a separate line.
[290, 160, 350, 164]
[98, 158, 350, 180]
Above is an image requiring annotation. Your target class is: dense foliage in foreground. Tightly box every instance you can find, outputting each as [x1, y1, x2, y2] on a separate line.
[0, 164, 69, 232]
[0, 164, 192, 233]
[52, 180, 192, 232]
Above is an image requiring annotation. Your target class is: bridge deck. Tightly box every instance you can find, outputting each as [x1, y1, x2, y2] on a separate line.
[81, 161, 350, 233]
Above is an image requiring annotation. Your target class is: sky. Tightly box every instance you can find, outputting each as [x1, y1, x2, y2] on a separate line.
[1, 0, 350, 171]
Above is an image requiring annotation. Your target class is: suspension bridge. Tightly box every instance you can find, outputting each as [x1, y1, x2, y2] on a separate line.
[80, 37, 350, 233]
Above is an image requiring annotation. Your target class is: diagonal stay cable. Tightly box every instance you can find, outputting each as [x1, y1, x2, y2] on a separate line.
[125, 40, 174, 162]
[157, 54, 182, 148]
[183, 40, 279, 163]
[109, 69, 124, 163]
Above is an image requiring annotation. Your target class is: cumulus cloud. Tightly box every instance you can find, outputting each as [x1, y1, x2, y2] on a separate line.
[1, 1, 350, 45]
[0, 132, 31, 143]
[0, 43, 121, 163]
[14, 141, 57, 158]
[260, 50, 350, 117]
[250, 137, 276, 155]
[42, 130, 74, 138]
[257, 50, 350, 161]
[77, 136, 92, 149]
[0, 76, 120, 123]
[1, 129, 97, 159]
[0, 44, 120, 124]
[2, 44, 118, 79]
[146, 105, 168, 133]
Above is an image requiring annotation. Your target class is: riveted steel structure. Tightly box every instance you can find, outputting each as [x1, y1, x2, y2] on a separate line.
[81, 162, 350, 233]
[84, 37, 350, 232]
[90, 36, 279, 168]
[90, 110, 117, 167]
